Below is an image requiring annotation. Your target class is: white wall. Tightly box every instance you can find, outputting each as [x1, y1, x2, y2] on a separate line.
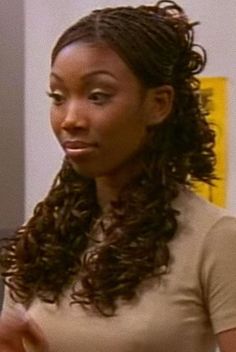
[24, 0, 236, 218]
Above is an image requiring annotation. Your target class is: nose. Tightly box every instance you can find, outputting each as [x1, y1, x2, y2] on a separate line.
[61, 100, 89, 131]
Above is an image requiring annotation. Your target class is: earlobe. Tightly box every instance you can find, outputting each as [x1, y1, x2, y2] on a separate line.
[146, 85, 174, 126]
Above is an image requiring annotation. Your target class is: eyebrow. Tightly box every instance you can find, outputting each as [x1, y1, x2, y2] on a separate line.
[50, 70, 118, 82]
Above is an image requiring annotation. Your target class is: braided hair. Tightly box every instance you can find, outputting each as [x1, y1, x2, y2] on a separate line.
[0, 1, 215, 316]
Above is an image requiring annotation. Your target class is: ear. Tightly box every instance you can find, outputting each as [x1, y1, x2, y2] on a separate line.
[145, 85, 174, 127]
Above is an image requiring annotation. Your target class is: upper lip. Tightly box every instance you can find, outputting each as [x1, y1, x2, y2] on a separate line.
[62, 140, 97, 149]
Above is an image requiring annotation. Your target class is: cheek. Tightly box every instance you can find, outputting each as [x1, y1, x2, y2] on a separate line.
[105, 119, 147, 155]
[101, 104, 145, 135]
[50, 109, 61, 136]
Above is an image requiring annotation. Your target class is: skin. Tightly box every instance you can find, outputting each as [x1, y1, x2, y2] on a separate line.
[217, 329, 236, 352]
[0, 309, 48, 352]
[49, 41, 173, 209]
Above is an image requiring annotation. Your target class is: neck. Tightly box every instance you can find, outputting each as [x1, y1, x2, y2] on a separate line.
[95, 176, 125, 211]
[95, 160, 142, 211]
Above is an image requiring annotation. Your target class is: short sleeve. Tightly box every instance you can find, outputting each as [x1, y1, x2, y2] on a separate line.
[200, 216, 236, 334]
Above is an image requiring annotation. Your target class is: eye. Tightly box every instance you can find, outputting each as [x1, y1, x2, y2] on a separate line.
[88, 90, 112, 105]
[47, 90, 65, 106]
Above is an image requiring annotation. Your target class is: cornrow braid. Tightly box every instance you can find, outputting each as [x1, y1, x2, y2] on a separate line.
[0, 1, 216, 316]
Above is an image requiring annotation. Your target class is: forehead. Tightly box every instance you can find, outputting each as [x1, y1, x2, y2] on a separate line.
[50, 42, 139, 84]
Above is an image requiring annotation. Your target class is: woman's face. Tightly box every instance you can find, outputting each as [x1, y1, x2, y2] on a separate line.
[49, 42, 161, 180]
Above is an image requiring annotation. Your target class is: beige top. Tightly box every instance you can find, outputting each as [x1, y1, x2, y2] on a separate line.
[2, 189, 236, 352]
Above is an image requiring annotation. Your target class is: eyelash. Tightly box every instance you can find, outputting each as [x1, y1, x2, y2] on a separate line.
[46, 90, 113, 106]
[88, 91, 112, 105]
[46, 91, 65, 105]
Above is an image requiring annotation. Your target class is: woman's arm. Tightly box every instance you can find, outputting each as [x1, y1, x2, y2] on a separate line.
[217, 328, 236, 352]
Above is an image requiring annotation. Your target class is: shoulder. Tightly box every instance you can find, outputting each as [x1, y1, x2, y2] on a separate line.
[173, 188, 236, 334]
[173, 187, 233, 236]
[177, 188, 236, 248]
[177, 192, 236, 334]
[170, 187, 236, 276]
[200, 211, 236, 285]
[201, 216, 236, 334]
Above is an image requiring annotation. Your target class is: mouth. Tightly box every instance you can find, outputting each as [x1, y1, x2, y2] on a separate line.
[62, 140, 97, 158]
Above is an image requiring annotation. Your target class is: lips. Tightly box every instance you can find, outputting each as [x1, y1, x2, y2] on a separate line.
[62, 140, 97, 149]
[62, 140, 97, 158]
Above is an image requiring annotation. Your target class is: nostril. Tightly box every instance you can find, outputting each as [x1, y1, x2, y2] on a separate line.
[60, 100, 89, 130]
[61, 115, 89, 131]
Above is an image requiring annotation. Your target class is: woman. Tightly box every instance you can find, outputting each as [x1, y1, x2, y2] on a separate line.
[0, 1, 236, 351]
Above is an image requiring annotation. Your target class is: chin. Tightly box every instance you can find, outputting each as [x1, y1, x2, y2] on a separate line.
[70, 160, 106, 179]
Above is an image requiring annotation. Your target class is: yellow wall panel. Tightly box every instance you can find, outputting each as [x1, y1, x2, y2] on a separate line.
[194, 77, 228, 206]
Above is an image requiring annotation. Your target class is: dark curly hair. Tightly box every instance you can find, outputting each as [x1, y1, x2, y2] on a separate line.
[0, 0, 216, 316]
